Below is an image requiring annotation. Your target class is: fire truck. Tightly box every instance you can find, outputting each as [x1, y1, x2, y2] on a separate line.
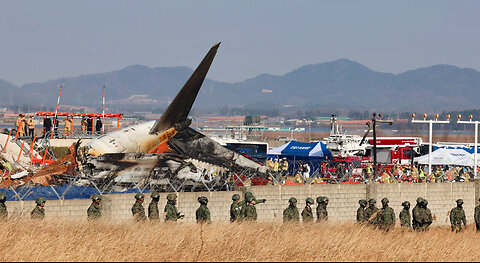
[366, 137, 422, 165]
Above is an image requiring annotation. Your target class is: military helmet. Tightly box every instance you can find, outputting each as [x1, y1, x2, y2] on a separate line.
[232, 194, 241, 201]
[244, 191, 254, 199]
[306, 198, 314, 204]
[416, 197, 424, 204]
[198, 196, 208, 204]
[35, 197, 46, 205]
[316, 196, 324, 203]
[289, 197, 297, 204]
[167, 193, 177, 201]
[0, 193, 6, 202]
[456, 199, 464, 205]
[151, 192, 160, 199]
[135, 193, 145, 200]
[381, 198, 389, 205]
[91, 195, 102, 201]
[323, 197, 329, 202]
[246, 196, 256, 203]
[402, 201, 411, 207]
[359, 199, 367, 206]
[368, 198, 376, 204]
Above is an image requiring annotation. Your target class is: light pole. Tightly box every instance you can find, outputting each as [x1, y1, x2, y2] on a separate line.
[457, 114, 479, 178]
[411, 113, 450, 176]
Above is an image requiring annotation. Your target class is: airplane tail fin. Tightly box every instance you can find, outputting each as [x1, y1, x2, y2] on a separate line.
[149, 42, 221, 134]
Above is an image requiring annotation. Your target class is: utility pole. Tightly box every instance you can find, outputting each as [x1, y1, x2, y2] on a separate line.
[457, 114, 479, 178]
[411, 113, 450, 176]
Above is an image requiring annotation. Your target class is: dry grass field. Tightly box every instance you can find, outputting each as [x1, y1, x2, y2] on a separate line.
[0, 220, 479, 262]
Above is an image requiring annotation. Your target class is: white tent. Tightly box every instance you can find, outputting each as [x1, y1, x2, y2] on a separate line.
[414, 148, 472, 166]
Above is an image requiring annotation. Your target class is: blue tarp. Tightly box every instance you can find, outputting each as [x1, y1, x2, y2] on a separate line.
[0, 186, 151, 201]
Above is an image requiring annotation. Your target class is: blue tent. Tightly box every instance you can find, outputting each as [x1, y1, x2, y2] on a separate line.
[268, 141, 332, 160]
[434, 145, 480, 154]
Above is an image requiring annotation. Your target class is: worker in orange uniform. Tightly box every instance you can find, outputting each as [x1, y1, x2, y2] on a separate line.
[15, 113, 26, 137]
[64, 115, 73, 131]
[26, 114, 35, 139]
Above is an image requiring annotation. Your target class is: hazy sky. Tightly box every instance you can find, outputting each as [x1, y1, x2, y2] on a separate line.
[1, 0, 479, 85]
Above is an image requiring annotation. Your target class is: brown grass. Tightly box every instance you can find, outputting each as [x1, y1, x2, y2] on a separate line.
[0, 220, 479, 262]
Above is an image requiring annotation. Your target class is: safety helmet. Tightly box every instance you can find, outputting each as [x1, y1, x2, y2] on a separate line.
[381, 198, 389, 205]
[35, 197, 46, 205]
[288, 197, 297, 204]
[402, 201, 411, 208]
[91, 195, 102, 201]
[368, 198, 376, 205]
[198, 196, 208, 204]
[167, 193, 177, 201]
[359, 199, 367, 206]
[0, 193, 6, 202]
[135, 193, 145, 200]
[232, 194, 241, 201]
[151, 192, 160, 199]
[306, 198, 314, 204]
[456, 199, 464, 205]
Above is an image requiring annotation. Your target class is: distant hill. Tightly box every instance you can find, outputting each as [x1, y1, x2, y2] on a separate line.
[4, 59, 480, 112]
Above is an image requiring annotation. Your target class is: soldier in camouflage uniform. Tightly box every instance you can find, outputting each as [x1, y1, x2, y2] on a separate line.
[450, 199, 467, 232]
[475, 198, 480, 232]
[363, 198, 379, 227]
[283, 197, 300, 223]
[399, 201, 411, 229]
[239, 192, 266, 220]
[316, 196, 329, 222]
[87, 195, 102, 220]
[132, 193, 146, 222]
[412, 197, 424, 231]
[0, 193, 7, 221]
[243, 196, 257, 221]
[31, 197, 46, 220]
[302, 198, 314, 223]
[148, 192, 160, 221]
[165, 193, 184, 222]
[416, 199, 433, 232]
[230, 194, 242, 222]
[357, 199, 367, 223]
[377, 198, 395, 231]
[196, 196, 211, 224]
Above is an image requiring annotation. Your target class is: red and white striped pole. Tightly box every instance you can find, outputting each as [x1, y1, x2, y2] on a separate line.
[50, 83, 63, 139]
[102, 85, 106, 135]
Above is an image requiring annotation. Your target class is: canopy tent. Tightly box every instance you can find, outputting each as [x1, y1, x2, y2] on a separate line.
[414, 148, 472, 166]
[268, 141, 332, 160]
[434, 145, 480, 154]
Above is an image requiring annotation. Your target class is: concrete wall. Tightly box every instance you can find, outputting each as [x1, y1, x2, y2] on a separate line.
[5, 182, 479, 225]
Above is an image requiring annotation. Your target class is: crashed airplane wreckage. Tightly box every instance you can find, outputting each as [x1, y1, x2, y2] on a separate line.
[2, 42, 269, 193]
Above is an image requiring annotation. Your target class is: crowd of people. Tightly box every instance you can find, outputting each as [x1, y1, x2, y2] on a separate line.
[14, 113, 104, 139]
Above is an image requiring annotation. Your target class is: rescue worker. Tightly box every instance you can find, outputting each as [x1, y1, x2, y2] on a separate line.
[357, 199, 367, 223]
[399, 201, 412, 229]
[364, 198, 379, 226]
[243, 196, 257, 221]
[87, 195, 102, 220]
[281, 158, 289, 177]
[378, 198, 395, 231]
[0, 193, 7, 220]
[81, 117, 88, 132]
[16, 113, 26, 137]
[196, 196, 211, 224]
[230, 194, 242, 222]
[316, 196, 329, 221]
[165, 193, 184, 222]
[131, 193, 146, 222]
[96, 118, 103, 132]
[43, 117, 52, 136]
[475, 198, 480, 232]
[283, 197, 300, 223]
[31, 197, 46, 220]
[26, 114, 35, 139]
[450, 199, 467, 232]
[64, 115, 73, 131]
[148, 192, 160, 220]
[412, 197, 424, 231]
[301, 198, 314, 223]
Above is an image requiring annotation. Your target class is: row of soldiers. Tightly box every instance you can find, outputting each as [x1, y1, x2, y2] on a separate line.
[0, 192, 475, 231]
[357, 197, 469, 232]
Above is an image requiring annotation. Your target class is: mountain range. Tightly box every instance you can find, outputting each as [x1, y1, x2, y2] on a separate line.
[1, 59, 480, 112]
